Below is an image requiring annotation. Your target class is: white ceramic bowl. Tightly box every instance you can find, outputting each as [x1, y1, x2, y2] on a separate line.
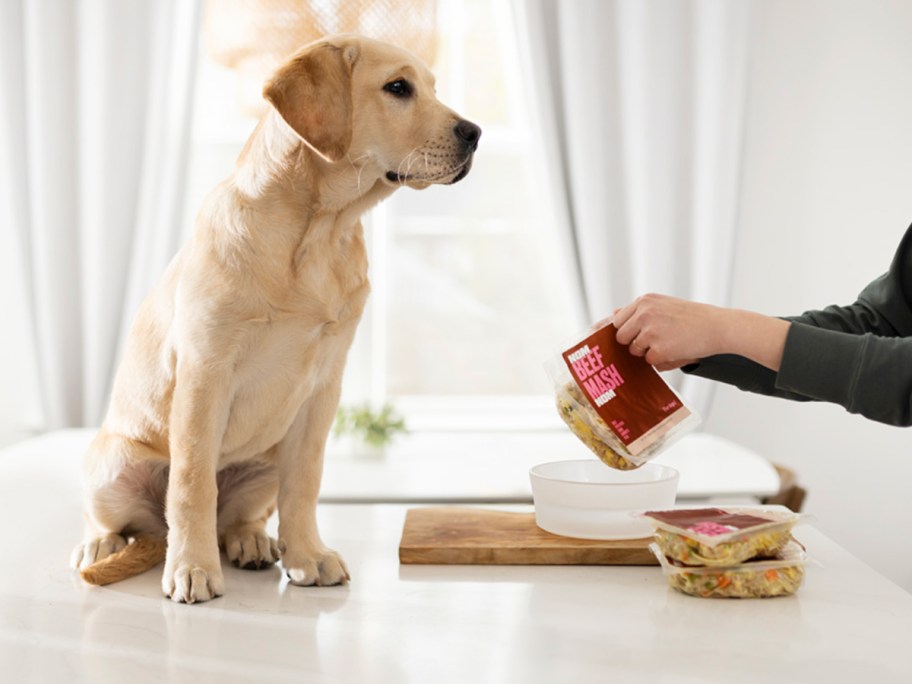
[529, 459, 679, 540]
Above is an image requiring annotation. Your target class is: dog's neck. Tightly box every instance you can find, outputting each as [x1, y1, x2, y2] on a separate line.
[234, 110, 395, 221]
[218, 110, 397, 286]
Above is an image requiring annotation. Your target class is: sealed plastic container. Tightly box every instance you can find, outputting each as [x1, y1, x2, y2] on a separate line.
[530, 460, 679, 540]
[546, 320, 699, 471]
[650, 541, 807, 598]
[644, 507, 800, 566]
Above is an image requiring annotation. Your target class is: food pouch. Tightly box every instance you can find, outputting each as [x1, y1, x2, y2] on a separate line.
[644, 507, 800, 566]
[650, 541, 808, 598]
[546, 320, 700, 470]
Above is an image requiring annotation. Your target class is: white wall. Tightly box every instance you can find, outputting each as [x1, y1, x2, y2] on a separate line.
[704, 0, 912, 591]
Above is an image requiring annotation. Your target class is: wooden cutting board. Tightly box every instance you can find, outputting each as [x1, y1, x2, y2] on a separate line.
[398, 507, 657, 565]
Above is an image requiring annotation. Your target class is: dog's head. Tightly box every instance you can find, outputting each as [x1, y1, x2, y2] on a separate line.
[263, 34, 480, 189]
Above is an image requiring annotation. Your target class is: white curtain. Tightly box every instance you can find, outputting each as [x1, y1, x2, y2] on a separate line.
[514, 0, 752, 419]
[0, 0, 200, 429]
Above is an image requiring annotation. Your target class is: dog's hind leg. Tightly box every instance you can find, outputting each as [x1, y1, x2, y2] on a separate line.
[217, 459, 280, 570]
[72, 433, 169, 577]
[71, 531, 129, 571]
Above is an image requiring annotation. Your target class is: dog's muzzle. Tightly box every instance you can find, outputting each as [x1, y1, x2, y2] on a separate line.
[385, 120, 481, 185]
[454, 120, 481, 153]
[448, 119, 481, 184]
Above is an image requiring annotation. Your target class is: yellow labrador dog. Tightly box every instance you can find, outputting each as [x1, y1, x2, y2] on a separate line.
[70, 34, 480, 603]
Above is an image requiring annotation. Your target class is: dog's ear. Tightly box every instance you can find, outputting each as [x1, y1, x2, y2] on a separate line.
[263, 42, 357, 162]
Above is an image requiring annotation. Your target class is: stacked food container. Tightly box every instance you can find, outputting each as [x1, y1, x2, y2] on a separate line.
[644, 507, 808, 598]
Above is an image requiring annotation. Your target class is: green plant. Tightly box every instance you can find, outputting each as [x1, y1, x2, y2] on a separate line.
[334, 402, 407, 448]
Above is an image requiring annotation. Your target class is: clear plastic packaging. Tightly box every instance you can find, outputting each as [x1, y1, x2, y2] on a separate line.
[546, 320, 700, 470]
[650, 541, 808, 598]
[644, 507, 801, 566]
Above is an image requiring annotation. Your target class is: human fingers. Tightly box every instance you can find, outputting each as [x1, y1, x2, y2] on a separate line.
[615, 293, 669, 345]
[614, 308, 643, 347]
[611, 301, 637, 334]
[628, 335, 650, 357]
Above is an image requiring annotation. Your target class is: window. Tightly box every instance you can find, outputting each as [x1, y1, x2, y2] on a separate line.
[184, 0, 580, 434]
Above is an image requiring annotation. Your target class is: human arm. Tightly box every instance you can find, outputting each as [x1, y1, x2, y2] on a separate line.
[612, 295, 790, 372]
[612, 224, 912, 426]
[612, 294, 912, 425]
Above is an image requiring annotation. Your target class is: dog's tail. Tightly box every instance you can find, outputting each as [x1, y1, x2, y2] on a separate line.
[80, 535, 167, 586]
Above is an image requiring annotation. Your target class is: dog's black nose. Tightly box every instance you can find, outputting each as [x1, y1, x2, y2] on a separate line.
[454, 120, 481, 151]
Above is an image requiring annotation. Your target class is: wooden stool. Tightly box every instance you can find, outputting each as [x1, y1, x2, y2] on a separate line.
[762, 463, 807, 512]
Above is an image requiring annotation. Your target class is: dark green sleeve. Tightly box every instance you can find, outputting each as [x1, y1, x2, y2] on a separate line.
[683, 223, 912, 426]
[681, 351, 813, 403]
[775, 322, 912, 425]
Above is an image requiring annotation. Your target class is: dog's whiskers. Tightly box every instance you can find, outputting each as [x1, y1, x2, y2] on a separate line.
[344, 152, 371, 193]
[394, 143, 427, 184]
[395, 152, 412, 186]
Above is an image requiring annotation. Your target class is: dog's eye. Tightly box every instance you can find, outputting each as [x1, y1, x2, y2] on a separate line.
[383, 79, 413, 98]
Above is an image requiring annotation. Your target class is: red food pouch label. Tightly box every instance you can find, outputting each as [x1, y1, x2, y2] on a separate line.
[561, 323, 691, 456]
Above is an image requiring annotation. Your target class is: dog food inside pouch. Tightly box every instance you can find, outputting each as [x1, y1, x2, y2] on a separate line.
[546, 320, 700, 470]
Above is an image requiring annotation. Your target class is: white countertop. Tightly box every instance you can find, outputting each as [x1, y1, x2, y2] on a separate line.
[0, 431, 910, 683]
[1, 503, 910, 683]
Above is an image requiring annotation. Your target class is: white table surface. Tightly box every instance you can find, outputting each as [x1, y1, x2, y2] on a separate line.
[0, 432, 910, 683]
[10, 427, 779, 503]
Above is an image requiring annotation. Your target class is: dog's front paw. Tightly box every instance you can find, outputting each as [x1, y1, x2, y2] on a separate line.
[222, 525, 279, 570]
[281, 546, 350, 587]
[162, 555, 224, 604]
[71, 533, 127, 570]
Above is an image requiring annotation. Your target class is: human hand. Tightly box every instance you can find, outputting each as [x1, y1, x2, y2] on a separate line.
[611, 294, 730, 371]
[610, 293, 790, 372]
